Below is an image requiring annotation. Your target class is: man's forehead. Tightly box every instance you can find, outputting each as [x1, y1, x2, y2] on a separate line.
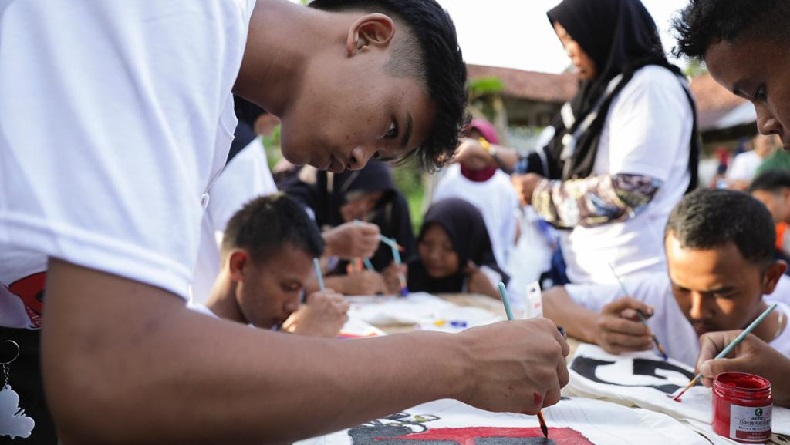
[704, 40, 742, 87]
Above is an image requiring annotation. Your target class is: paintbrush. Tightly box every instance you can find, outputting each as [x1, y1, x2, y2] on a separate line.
[607, 263, 668, 361]
[352, 220, 379, 273]
[674, 303, 778, 402]
[497, 282, 549, 438]
[381, 235, 408, 296]
[313, 258, 325, 291]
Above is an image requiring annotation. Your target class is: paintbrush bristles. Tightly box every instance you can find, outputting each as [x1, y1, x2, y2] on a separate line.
[537, 411, 549, 438]
[673, 375, 701, 401]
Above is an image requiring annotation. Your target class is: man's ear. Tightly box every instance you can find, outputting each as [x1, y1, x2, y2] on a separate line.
[762, 260, 787, 294]
[228, 250, 249, 282]
[346, 13, 395, 56]
[782, 188, 790, 206]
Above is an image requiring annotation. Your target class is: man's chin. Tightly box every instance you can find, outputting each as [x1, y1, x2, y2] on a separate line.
[278, 142, 309, 167]
[693, 326, 714, 337]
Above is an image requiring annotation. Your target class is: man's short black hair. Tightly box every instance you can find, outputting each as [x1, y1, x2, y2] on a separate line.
[750, 170, 790, 194]
[665, 188, 775, 266]
[672, 0, 790, 59]
[309, 0, 467, 172]
[222, 193, 324, 263]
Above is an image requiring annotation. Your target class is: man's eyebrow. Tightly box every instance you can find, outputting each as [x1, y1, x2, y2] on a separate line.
[731, 82, 751, 100]
[705, 285, 736, 295]
[400, 112, 413, 149]
[670, 279, 735, 295]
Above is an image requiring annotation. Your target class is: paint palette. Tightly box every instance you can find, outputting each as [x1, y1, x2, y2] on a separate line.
[416, 306, 502, 333]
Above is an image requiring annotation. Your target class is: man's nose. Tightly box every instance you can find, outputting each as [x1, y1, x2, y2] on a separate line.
[688, 293, 705, 320]
[347, 146, 374, 171]
[757, 107, 783, 139]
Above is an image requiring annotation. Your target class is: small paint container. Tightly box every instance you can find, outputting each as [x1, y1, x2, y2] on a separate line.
[712, 372, 772, 443]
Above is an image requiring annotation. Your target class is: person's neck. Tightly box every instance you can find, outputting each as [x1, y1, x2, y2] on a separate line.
[205, 273, 246, 324]
[234, 0, 339, 117]
[748, 302, 784, 344]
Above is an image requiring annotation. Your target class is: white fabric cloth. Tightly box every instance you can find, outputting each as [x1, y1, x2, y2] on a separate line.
[565, 344, 790, 441]
[727, 150, 762, 182]
[432, 164, 519, 271]
[190, 139, 277, 304]
[565, 274, 790, 367]
[0, 0, 255, 321]
[562, 66, 694, 284]
[296, 397, 713, 445]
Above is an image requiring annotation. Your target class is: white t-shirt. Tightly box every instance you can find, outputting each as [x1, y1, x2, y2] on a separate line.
[432, 164, 519, 271]
[727, 151, 763, 182]
[565, 274, 790, 367]
[190, 139, 277, 304]
[562, 66, 694, 284]
[188, 303, 219, 319]
[0, 0, 256, 327]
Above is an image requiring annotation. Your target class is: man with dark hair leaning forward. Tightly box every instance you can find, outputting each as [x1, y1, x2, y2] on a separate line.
[0, 0, 568, 443]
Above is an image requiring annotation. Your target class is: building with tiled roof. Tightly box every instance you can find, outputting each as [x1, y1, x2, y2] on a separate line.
[467, 64, 576, 128]
[688, 72, 756, 142]
[467, 64, 756, 146]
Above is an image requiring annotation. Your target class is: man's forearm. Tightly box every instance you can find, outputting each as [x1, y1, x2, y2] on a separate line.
[542, 287, 598, 344]
[43, 259, 468, 445]
[486, 145, 519, 173]
[322, 275, 348, 294]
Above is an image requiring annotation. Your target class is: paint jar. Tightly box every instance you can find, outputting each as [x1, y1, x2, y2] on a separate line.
[712, 372, 772, 443]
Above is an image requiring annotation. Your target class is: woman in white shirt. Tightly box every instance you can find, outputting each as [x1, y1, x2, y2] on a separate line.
[512, 0, 700, 285]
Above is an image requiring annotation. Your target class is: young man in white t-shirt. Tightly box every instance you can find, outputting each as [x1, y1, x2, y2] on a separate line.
[670, 0, 790, 410]
[543, 189, 789, 367]
[0, 0, 569, 443]
[192, 194, 349, 338]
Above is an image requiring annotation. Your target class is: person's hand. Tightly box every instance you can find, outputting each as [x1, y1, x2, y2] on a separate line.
[697, 331, 790, 406]
[340, 270, 388, 296]
[464, 261, 499, 299]
[451, 138, 493, 169]
[458, 318, 570, 414]
[323, 222, 380, 259]
[594, 297, 654, 354]
[511, 173, 544, 206]
[382, 262, 406, 295]
[287, 290, 350, 338]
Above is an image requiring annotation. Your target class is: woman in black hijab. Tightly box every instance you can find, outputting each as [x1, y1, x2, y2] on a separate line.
[511, 0, 700, 284]
[408, 198, 508, 299]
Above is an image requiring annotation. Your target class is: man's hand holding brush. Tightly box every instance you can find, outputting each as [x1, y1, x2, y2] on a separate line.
[697, 331, 790, 407]
[594, 297, 657, 355]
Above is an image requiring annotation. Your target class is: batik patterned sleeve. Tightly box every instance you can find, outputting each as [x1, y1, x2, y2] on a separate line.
[532, 174, 662, 229]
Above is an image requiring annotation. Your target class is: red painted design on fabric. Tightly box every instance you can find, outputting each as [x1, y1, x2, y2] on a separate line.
[9, 272, 46, 328]
[393, 427, 594, 445]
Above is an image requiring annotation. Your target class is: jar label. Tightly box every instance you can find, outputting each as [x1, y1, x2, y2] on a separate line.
[730, 404, 772, 441]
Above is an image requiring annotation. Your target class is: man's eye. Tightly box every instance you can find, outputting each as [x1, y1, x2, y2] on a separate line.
[384, 120, 398, 139]
[754, 85, 768, 101]
[282, 283, 301, 292]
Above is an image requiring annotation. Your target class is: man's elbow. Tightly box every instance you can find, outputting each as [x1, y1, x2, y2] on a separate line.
[42, 338, 135, 444]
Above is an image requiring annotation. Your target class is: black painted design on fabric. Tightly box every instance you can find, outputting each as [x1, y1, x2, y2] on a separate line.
[571, 356, 695, 394]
